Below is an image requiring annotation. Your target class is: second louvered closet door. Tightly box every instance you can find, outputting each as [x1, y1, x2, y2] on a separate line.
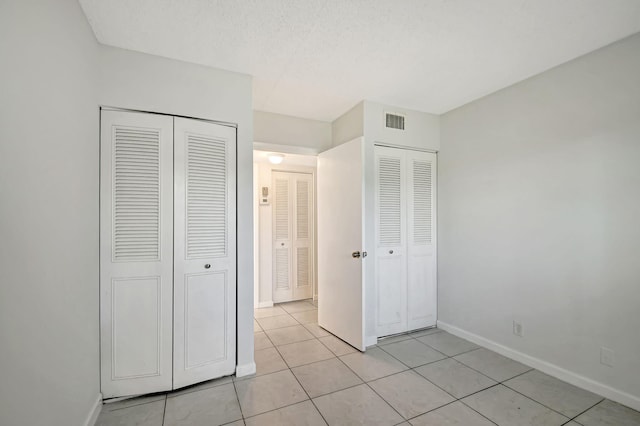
[173, 117, 236, 388]
[375, 146, 437, 337]
[100, 110, 237, 399]
[272, 171, 314, 303]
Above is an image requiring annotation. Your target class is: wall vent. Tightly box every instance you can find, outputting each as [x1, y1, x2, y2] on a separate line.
[385, 112, 405, 130]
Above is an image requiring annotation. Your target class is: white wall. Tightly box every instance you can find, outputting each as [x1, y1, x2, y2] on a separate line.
[331, 101, 364, 147]
[254, 111, 331, 152]
[98, 45, 256, 374]
[0, 1, 100, 425]
[439, 33, 640, 410]
[363, 101, 440, 151]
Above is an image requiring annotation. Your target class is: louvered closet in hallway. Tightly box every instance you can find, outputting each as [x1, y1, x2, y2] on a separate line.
[254, 152, 317, 308]
[99, 109, 237, 399]
[272, 171, 314, 303]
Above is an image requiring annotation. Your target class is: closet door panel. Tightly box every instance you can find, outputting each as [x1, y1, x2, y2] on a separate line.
[293, 174, 313, 300]
[100, 110, 174, 398]
[173, 117, 236, 389]
[407, 152, 437, 330]
[374, 147, 407, 337]
[272, 173, 292, 303]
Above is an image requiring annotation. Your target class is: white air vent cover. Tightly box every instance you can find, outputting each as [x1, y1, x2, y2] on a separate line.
[385, 112, 405, 130]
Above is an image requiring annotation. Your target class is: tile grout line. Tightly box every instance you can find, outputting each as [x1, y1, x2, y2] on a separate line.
[254, 311, 610, 425]
[363, 380, 409, 422]
[246, 303, 332, 424]
[369, 340, 501, 425]
[356, 337, 529, 426]
[230, 375, 245, 423]
[565, 398, 605, 424]
[161, 395, 167, 426]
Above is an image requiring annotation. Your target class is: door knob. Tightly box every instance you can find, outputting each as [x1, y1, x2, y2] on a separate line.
[281, 243, 285, 246]
[352, 251, 361, 258]
[389, 250, 394, 254]
[204, 264, 211, 269]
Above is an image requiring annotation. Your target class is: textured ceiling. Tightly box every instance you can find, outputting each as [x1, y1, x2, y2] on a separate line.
[79, 0, 640, 121]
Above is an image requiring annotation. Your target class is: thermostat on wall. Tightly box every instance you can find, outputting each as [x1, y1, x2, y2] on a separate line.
[260, 186, 270, 205]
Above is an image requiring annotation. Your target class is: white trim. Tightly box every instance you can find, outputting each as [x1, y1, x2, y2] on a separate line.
[236, 362, 257, 377]
[254, 141, 320, 156]
[257, 301, 274, 308]
[373, 141, 438, 154]
[437, 321, 640, 412]
[365, 335, 378, 348]
[83, 393, 102, 426]
[100, 106, 237, 129]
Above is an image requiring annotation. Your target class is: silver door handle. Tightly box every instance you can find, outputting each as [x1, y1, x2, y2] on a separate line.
[352, 251, 361, 258]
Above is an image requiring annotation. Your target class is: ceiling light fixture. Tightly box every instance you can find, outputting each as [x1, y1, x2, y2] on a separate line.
[268, 154, 284, 164]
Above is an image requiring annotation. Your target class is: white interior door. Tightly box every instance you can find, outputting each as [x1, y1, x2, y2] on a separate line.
[318, 138, 365, 351]
[173, 117, 236, 389]
[375, 147, 408, 336]
[100, 110, 174, 398]
[273, 171, 314, 303]
[407, 151, 437, 330]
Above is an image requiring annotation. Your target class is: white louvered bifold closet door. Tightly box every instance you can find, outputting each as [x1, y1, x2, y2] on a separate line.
[374, 147, 408, 337]
[272, 171, 314, 303]
[173, 117, 236, 389]
[272, 173, 291, 302]
[406, 151, 437, 330]
[375, 146, 437, 337]
[100, 110, 174, 398]
[293, 173, 314, 300]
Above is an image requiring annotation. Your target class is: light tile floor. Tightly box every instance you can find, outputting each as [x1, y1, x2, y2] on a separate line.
[97, 299, 640, 426]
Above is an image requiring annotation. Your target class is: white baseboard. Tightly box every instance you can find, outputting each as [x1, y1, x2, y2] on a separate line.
[437, 321, 640, 412]
[257, 301, 274, 308]
[236, 362, 257, 377]
[365, 335, 378, 348]
[84, 393, 102, 426]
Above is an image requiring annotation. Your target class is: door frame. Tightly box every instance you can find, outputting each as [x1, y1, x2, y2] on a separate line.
[254, 159, 317, 307]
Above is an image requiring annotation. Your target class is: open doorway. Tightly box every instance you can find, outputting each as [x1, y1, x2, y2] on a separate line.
[253, 150, 318, 309]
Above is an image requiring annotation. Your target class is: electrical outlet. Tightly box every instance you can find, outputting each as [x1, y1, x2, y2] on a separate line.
[513, 321, 524, 337]
[600, 347, 615, 367]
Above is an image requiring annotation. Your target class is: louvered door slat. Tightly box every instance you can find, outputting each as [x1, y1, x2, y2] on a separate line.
[296, 247, 310, 289]
[296, 180, 309, 240]
[186, 134, 227, 259]
[275, 248, 290, 290]
[275, 178, 289, 241]
[113, 126, 161, 261]
[412, 160, 432, 244]
[377, 156, 402, 246]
